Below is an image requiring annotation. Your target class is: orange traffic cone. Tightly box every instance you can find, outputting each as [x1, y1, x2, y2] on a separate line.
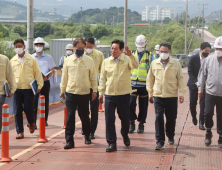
[0, 104, 12, 162]
[99, 102, 104, 112]
[37, 95, 48, 143]
[62, 103, 67, 129]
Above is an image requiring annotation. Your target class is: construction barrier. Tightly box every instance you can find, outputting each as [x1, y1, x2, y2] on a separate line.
[99, 102, 104, 112]
[37, 95, 48, 143]
[0, 104, 12, 162]
[62, 102, 67, 129]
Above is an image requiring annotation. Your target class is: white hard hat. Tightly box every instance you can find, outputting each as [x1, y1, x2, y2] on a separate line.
[34, 37, 45, 45]
[214, 36, 222, 48]
[154, 44, 160, 50]
[65, 44, 73, 50]
[135, 34, 147, 47]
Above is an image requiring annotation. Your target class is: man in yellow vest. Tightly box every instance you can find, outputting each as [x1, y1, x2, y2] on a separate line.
[59, 44, 74, 70]
[129, 35, 149, 133]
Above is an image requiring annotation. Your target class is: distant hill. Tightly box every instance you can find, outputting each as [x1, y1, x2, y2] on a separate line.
[0, 1, 65, 21]
[69, 7, 142, 25]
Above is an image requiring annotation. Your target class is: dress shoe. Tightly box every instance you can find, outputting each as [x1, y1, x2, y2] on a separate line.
[85, 136, 91, 144]
[35, 124, 37, 129]
[192, 117, 197, 126]
[205, 130, 213, 146]
[129, 121, 135, 133]
[218, 137, 222, 148]
[90, 133, 95, 139]
[106, 143, 117, 152]
[27, 122, 35, 133]
[16, 133, 24, 139]
[45, 121, 48, 126]
[168, 138, 174, 145]
[199, 124, 205, 130]
[155, 143, 164, 150]
[64, 141, 74, 149]
[81, 130, 85, 135]
[137, 123, 144, 133]
[123, 135, 130, 146]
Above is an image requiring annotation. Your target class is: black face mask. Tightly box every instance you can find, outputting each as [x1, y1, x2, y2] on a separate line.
[76, 49, 84, 57]
[202, 52, 209, 58]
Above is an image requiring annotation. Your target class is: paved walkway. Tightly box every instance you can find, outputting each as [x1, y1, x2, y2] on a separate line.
[0, 73, 221, 170]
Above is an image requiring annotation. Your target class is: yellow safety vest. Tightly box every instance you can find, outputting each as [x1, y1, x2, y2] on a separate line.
[131, 51, 149, 82]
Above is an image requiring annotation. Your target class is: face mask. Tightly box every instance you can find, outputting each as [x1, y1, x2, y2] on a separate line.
[156, 50, 160, 55]
[215, 50, 222, 58]
[66, 50, 73, 56]
[202, 52, 209, 58]
[137, 47, 145, 53]
[160, 53, 169, 60]
[76, 49, 84, 57]
[35, 47, 43, 53]
[15, 48, 24, 55]
[85, 48, 93, 54]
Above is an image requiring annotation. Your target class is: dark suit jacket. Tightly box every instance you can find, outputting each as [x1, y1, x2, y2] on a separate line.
[187, 54, 201, 90]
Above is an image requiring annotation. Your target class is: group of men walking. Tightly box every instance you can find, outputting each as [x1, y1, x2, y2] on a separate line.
[1, 34, 222, 152]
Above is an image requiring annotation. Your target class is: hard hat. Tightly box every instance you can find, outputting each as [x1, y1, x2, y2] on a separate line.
[135, 34, 147, 47]
[34, 37, 45, 45]
[65, 44, 73, 50]
[214, 36, 222, 48]
[154, 44, 160, 50]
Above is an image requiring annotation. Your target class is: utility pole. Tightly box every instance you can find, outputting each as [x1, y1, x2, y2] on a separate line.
[81, 7, 84, 37]
[113, 15, 114, 26]
[185, 0, 188, 54]
[202, 4, 204, 42]
[117, 7, 119, 25]
[27, 0, 34, 54]
[124, 0, 127, 45]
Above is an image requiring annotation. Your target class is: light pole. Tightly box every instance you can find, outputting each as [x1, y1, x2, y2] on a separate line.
[27, 0, 34, 54]
[124, 0, 127, 45]
[185, 0, 188, 54]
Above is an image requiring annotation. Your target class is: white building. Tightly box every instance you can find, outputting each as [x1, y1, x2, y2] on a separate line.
[142, 5, 175, 21]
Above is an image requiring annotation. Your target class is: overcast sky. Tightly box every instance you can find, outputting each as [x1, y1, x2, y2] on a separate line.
[6, 0, 220, 18]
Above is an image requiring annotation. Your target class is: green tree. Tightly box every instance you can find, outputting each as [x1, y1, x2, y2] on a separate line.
[34, 22, 51, 37]
[13, 26, 23, 36]
[92, 25, 108, 38]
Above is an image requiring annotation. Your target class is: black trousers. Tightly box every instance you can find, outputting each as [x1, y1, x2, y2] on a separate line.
[105, 94, 130, 144]
[154, 97, 178, 145]
[129, 86, 148, 123]
[33, 80, 50, 124]
[65, 92, 90, 143]
[205, 93, 222, 134]
[13, 89, 35, 134]
[89, 89, 99, 134]
[189, 88, 205, 125]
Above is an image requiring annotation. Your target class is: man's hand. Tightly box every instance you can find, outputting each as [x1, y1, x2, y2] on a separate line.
[37, 89, 41, 94]
[198, 90, 203, 99]
[92, 92, 97, 101]
[149, 97, 154, 104]
[43, 76, 48, 80]
[60, 93, 65, 99]
[179, 96, 184, 104]
[124, 45, 132, 56]
[8, 92, 13, 98]
[99, 95, 103, 104]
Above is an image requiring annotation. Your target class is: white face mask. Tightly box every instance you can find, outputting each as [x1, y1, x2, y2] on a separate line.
[15, 48, 24, 55]
[35, 47, 43, 53]
[137, 47, 145, 53]
[66, 50, 73, 56]
[160, 53, 169, 60]
[215, 50, 222, 58]
[156, 50, 160, 55]
[85, 48, 93, 54]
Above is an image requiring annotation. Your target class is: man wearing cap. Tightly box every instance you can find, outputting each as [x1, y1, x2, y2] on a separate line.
[84, 37, 104, 139]
[10, 38, 43, 139]
[99, 39, 139, 152]
[129, 34, 150, 134]
[59, 44, 74, 70]
[198, 36, 222, 148]
[150, 44, 160, 63]
[32, 37, 56, 128]
[0, 54, 16, 133]
[187, 42, 211, 130]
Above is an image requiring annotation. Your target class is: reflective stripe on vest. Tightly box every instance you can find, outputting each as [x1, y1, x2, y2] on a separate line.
[131, 51, 148, 81]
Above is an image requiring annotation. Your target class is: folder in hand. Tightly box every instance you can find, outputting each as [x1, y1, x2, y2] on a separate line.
[42, 70, 52, 77]
[4, 82, 10, 97]
[30, 79, 38, 95]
